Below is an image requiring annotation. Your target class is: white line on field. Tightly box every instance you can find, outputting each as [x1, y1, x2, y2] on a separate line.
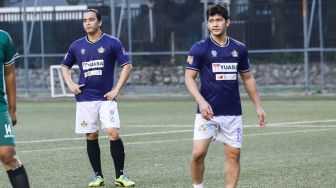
[19, 128, 336, 153]
[15, 119, 336, 144]
[128, 119, 336, 128]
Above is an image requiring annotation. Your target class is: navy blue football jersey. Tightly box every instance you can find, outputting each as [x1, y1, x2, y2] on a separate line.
[185, 36, 251, 116]
[61, 33, 130, 102]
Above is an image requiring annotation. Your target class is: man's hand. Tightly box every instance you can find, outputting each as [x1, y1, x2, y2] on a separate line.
[9, 111, 17, 126]
[104, 89, 119, 101]
[69, 84, 85, 95]
[199, 99, 214, 120]
[256, 107, 267, 128]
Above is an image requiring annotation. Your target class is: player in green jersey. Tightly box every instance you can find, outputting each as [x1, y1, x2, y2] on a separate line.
[0, 30, 30, 188]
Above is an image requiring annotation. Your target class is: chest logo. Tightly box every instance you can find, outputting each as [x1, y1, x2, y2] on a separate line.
[81, 49, 85, 55]
[231, 50, 238, 57]
[98, 47, 105, 54]
[211, 50, 217, 57]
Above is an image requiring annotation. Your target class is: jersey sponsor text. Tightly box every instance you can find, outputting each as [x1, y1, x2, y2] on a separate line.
[216, 74, 237, 80]
[84, 70, 102, 77]
[212, 63, 238, 73]
[82, 60, 104, 70]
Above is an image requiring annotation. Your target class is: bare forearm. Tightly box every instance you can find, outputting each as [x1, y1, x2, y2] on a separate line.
[185, 77, 205, 104]
[114, 64, 132, 92]
[243, 75, 262, 108]
[61, 66, 74, 87]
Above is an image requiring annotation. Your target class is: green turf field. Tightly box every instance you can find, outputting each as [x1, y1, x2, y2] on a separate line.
[1, 97, 336, 188]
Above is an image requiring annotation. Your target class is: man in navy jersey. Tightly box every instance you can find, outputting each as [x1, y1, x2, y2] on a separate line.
[61, 9, 135, 187]
[185, 4, 267, 188]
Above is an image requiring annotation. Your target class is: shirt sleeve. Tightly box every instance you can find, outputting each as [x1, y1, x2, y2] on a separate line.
[4, 33, 19, 66]
[113, 39, 130, 66]
[61, 45, 76, 68]
[237, 46, 251, 73]
[185, 43, 204, 71]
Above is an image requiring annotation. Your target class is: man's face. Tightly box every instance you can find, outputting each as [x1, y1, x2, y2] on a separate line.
[83, 11, 101, 35]
[207, 14, 230, 37]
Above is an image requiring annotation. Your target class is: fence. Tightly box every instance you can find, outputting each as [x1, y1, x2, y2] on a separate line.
[0, 0, 335, 96]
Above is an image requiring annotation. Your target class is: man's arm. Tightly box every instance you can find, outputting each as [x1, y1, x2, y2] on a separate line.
[185, 69, 213, 120]
[240, 71, 267, 127]
[104, 63, 132, 100]
[4, 64, 17, 125]
[61, 66, 83, 95]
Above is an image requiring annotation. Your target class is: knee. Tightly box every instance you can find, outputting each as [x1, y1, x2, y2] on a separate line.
[107, 128, 120, 140]
[0, 150, 20, 167]
[86, 132, 99, 140]
[191, 150, 207, 164]
[226, 149, 240, 162]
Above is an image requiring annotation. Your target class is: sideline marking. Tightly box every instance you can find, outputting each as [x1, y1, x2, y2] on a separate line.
[16, 119, 336, 144]
[19, 128, 336, 153]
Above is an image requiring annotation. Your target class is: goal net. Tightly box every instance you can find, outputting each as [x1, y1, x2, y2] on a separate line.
[50, 65, 79, 98]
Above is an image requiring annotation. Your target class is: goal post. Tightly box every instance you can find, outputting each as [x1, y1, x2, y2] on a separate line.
[50, 65, 79, 98]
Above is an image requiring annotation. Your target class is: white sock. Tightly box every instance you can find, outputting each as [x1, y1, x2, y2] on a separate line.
[193, 183, 203, 188]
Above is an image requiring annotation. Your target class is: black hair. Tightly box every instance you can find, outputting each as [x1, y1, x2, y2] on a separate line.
[83, 8, 102, 22]
[206, 4, 229, 20]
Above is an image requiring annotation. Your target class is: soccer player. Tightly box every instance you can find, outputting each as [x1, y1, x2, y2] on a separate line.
[0, 30, 30, 188]
[61, 9, 135, 187]
[185, 4, 267, 188]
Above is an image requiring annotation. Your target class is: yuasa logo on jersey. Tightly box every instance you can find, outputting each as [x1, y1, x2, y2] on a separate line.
[82, 60, 104, 70]
[97, 47, 105, 54]
[231, 50, 238, 57]
[187, 55, 193, 64]
[216, 74, 237, 80]
[211, 50, 217, 57]
[212, 63, 238, 73]
[81, 49, 86, 55]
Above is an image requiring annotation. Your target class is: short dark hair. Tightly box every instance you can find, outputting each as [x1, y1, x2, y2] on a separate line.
[207, 4, 229, 20]
[83, 8, 101, 22]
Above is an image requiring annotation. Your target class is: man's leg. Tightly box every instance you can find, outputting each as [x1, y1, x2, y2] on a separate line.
[224, 144, 240, 188]
[86, 132, 103, 177]
[107, 128, 135, 187]
[0, 146, 30, 188]
[106, 128, 124, 178]
[190, 139, 211, 187]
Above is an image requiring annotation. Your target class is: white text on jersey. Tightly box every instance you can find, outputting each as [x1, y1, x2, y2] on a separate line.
[82, 60, 104, 70]
[212, 63, 237, 73]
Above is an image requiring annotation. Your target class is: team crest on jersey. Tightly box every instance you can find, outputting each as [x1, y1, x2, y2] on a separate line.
[198, 124, 207, 133]
[211, 50, 217, 57]
[97, 47, 105, 54]
[80, 121, 88, 127]
[187, 55, 194, 64]
[231, 50, 238, 57]
[81, 49, 86, 55]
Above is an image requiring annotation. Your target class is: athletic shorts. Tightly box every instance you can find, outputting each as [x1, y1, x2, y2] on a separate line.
[193, 114, 243, 148]
[0, 110, 16, 146]
[75, 100, 120, 134]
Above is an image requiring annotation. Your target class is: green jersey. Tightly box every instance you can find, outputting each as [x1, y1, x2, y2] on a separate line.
[0, 30, 19, 112]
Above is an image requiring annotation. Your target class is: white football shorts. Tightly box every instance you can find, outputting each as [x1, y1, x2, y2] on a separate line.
[75, 100, 120, 133]
[194, 114, 243, 148]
